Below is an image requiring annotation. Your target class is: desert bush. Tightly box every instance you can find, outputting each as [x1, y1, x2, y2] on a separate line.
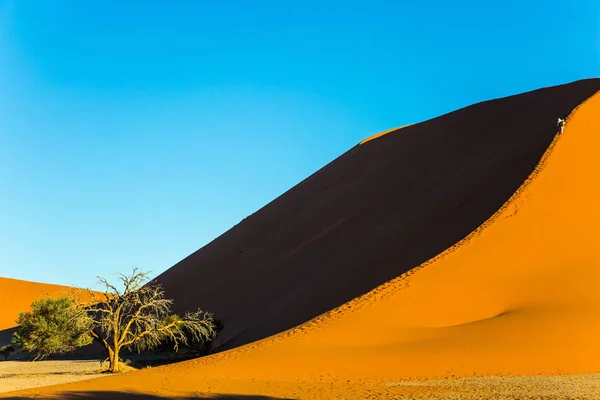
[0, 344, 14, 360]
[12, 297, 94, 360]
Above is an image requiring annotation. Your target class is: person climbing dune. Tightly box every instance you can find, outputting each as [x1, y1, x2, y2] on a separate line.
[557, 117, 566, 134]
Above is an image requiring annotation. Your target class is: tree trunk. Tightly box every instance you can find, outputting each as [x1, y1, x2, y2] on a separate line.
[111, 353, 119, 373]
[107, 346, 117, 373]
[92, 334, 112, 371]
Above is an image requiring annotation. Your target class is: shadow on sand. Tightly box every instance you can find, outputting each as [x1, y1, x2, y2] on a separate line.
[1, 392, 293, 400]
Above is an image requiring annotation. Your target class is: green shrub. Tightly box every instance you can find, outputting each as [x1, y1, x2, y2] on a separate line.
[12, 297, 93, 360]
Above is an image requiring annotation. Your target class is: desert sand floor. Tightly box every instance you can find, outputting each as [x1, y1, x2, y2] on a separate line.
[3, 90, 600, 399]
[388, 374, 600, 399]
[2, 373, 600, 399]
[0, 360, 105, 394]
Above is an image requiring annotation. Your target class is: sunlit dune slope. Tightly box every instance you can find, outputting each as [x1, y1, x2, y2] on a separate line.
[0, 277, 81, 331]
[358, 124, 410, 144]
[8, 84, 600, 399]
[158, 79, 600, 351]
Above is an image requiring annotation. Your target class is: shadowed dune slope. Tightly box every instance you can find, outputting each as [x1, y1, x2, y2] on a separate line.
[157, 79, 600, 350]
[7, 86, 600, 399]
[0, 277, 82, 331]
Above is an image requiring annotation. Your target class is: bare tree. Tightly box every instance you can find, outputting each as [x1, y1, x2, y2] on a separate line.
[86, 268, 216, 373]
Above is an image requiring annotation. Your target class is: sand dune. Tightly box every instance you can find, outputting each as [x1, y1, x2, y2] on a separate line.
[0, 277, 83, 332]
[0, 278, 99, 356]
[157, 79, 600, 351]
[4, 81, 600, 399]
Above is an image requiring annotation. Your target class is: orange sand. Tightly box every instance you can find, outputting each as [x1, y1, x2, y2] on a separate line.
[359, 124, 412, 144]
[4, 92, 600, 399]
[0, 277, 84, 331]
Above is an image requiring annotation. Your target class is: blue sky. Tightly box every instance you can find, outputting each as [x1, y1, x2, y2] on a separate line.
[0, 1, 598, 289]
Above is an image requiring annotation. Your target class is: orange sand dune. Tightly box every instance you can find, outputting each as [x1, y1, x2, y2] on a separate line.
[5, 91, 600, 399]
[0, 277, 84, 331]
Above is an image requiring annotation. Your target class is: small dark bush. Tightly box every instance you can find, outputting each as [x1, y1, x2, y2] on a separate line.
[0, 344, 14, 360]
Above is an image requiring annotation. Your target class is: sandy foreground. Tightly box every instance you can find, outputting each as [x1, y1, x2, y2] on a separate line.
[388, 375, 600, 399]
[2, 369, 600, 399]
[0, 360, 104, 394]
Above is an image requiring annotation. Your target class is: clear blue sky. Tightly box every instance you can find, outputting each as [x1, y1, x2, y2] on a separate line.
[0, 1, 598, 289]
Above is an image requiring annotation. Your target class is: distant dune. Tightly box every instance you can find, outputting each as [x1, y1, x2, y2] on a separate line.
[0, 277, 83, 331]
[5, 79, 600, 399]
